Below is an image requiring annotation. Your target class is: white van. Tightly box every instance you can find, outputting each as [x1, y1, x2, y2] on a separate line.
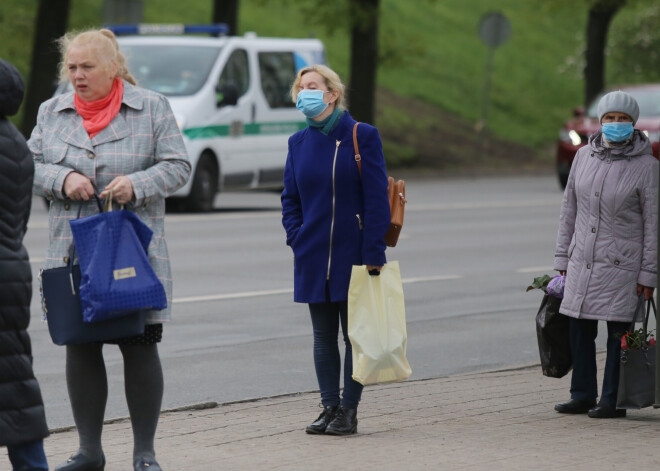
[61, 25, 325, 211]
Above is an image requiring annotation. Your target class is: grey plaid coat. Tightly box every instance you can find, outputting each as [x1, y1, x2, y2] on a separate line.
[29, 81, 191, 323]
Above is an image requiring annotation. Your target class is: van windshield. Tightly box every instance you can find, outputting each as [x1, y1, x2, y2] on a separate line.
[121, 45, 221, 96]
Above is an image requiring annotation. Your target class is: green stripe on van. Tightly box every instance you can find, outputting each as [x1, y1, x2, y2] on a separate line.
[183, 121, 307, 140]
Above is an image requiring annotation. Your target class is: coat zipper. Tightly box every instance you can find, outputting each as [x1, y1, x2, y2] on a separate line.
[327, 140, 341, 280]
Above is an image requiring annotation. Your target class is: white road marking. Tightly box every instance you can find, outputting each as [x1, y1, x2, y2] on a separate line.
[173, 288, 293, 304]
[402, 275, 462, 283]
[409, 199, 560, 211]
[173, 274, 463, 304]
[516, 266, 554, 274]
[29, 257, 46, 264]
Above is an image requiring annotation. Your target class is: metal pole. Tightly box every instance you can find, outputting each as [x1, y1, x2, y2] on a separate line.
[477, 46, 494, 160]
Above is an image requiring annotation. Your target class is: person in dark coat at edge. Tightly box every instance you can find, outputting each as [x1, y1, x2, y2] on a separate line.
[0, 59, 50, 470]
[281, 64, 391, 436]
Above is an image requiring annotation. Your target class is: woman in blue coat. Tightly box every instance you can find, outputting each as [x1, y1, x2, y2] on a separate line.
[281, 65, 391, 435]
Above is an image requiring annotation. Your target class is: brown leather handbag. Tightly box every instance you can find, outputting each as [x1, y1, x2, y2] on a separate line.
[353, 122, 406, 247]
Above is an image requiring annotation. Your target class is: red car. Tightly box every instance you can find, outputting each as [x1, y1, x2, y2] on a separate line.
[557, 84, 660, 188]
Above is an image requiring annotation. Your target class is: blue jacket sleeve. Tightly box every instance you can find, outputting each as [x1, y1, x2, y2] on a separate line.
[358, 124, 390, 266]
[281, 141, 303, 247]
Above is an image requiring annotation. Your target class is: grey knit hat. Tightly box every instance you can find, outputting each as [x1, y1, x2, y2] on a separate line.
[597, 91, 640, 124]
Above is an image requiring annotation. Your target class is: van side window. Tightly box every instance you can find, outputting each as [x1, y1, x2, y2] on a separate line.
[218, 49, 250, 99]
[258, 52, 296, 109]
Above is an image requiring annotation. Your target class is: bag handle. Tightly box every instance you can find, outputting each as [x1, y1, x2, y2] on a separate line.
[103, 188, 114, 212]
[353, 122, 362, 177]
[643, 298, 656, 339]
[628, 296, 657, 340]
[75, 194, 104, 219]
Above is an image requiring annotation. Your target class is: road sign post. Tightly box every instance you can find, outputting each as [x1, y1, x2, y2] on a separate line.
[477, 12, 511, 160]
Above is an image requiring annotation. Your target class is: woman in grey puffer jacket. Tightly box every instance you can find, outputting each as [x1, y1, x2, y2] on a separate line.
[553, 91, 658, 419]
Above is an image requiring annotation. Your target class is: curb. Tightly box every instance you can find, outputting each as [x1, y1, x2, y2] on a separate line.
[47, 361, 547, 435]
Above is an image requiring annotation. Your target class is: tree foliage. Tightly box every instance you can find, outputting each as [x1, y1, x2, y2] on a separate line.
[608, 2, 660, 82]
[254, 0, 429, 123]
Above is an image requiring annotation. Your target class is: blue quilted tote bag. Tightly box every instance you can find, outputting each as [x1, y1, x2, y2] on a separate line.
[69, 195, 167, 323]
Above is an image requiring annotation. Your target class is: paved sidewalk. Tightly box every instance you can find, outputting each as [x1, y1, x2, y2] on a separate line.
[45, 359, 659, 471]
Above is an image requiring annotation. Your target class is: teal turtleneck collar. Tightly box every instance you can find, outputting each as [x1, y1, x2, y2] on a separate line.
[307, 108, 345, 136]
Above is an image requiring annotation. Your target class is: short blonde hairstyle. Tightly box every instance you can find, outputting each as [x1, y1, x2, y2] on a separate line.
[58, 28, 136, 85]
[290, 64, 346, 110]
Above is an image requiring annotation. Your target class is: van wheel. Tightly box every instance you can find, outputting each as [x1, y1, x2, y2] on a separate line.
[185, 154, 218, 212]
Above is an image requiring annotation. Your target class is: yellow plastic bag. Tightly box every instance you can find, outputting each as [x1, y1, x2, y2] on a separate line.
[348, 261, 412, 385]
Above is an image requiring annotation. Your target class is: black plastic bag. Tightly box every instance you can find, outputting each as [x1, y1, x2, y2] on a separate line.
[536, 294, 572, 378]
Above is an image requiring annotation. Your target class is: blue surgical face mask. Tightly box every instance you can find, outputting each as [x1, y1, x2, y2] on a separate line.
[601, 122, 634, 142]
[296, 89, 329, 118]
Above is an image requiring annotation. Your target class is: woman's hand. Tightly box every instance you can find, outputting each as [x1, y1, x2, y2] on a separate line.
[637, 284, 655, 300]
[367, 265, 382, 275]
[63, 172, 95, 200]
[100, 176, 134, 205]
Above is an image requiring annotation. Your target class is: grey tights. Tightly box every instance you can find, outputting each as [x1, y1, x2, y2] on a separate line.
[65, 343, 164, 461]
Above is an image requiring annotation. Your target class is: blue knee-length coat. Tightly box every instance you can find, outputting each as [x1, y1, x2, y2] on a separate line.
[281, 112, 391, 304]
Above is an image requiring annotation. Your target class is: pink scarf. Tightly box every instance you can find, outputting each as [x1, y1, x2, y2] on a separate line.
[74, 78, 123, 139]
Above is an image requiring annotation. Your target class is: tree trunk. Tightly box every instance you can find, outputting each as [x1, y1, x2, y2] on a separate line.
[213, 0, 240, 35]
[20, 0, 71, 137]
[584, 0, 625, 107]
[348, 0, 380, 124]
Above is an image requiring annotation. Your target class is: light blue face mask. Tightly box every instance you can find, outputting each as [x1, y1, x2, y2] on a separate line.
[296, 89, 329, 118]
[601, 122, 634, 142]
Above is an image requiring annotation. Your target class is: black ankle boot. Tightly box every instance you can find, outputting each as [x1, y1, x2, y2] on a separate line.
[325, 406, 357, 435]
[305, 405, 338, 434]
[55, 452, 105, 471]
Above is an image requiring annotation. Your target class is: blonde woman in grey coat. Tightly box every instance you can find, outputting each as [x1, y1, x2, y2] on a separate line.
[29, 29, 190, 471]
[553, 91, 658, 419]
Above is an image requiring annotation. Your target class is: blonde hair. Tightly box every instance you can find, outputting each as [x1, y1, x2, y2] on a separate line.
[58, 28, 136, 85]
[290, 64, 346, 110]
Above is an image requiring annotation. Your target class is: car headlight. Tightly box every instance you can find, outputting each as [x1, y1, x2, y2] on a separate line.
[642, 129, 659, 143]
[560, 129, 582, 146]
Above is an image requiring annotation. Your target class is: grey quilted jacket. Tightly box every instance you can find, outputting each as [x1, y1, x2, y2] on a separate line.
[554, 130, 658, 322]
[28, 81, 191, 323]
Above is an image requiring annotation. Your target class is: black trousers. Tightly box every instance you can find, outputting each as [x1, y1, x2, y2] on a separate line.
[569, 317, 629, 406]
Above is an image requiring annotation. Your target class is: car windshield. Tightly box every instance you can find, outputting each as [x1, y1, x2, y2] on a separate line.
[121, 44, 221, 96]
[587, 89, 660, 118]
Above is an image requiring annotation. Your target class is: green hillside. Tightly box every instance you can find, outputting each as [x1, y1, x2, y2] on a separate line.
[1, 0, 656, 170]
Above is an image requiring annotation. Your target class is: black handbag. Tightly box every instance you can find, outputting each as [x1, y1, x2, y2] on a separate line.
[39, 199, 147, 345]
[616, 298, 657, 410]
[535, 294, 572, 378]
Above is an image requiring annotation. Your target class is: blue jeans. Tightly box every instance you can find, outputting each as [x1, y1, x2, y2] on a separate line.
[569, 317, 629, 406]
[308, 301, 363, 409]
[7, 440, 48, 471]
